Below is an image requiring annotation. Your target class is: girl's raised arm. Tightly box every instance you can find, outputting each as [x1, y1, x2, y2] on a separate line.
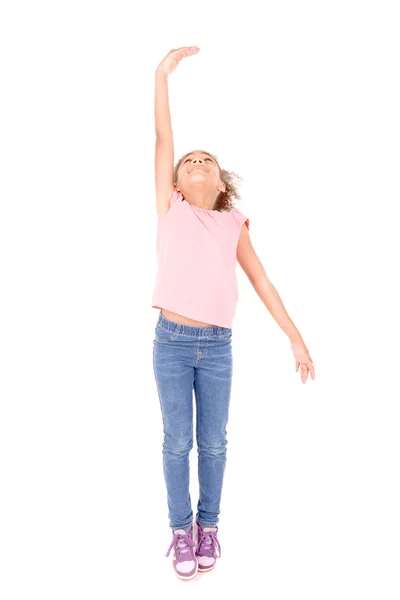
[154, 47, 199, 220]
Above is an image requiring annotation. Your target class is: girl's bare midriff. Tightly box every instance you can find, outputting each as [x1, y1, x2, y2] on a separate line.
[161, 308, 216, 327]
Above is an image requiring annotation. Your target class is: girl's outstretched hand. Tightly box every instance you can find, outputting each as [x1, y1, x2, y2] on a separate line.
[156, 46, 200, 75]
[290, 339, 316, 384]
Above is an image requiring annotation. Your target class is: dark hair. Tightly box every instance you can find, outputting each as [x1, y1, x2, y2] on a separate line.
[174, 150, 243, 212]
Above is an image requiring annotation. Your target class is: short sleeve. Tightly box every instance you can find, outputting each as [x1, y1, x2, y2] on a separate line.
[170, 187, 183, 206]
[233, 209, 250, 231]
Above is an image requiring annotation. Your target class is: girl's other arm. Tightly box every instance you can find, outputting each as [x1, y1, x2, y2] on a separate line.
[237, 227, 302, 341]
[237, 226, 315, 383]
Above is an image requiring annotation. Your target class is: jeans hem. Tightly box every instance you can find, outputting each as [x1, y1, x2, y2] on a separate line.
[170, 522, 193, 531]
[196, 520, 219, 527]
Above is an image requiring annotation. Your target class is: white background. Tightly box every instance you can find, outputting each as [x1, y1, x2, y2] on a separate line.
[1, 1, 399, 598]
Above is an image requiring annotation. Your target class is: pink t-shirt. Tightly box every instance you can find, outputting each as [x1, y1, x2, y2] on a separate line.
[151, 187, 250, 328]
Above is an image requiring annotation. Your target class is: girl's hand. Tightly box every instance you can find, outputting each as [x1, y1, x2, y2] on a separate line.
[156, 46, 200, 75]
[290, 338, 316, 384]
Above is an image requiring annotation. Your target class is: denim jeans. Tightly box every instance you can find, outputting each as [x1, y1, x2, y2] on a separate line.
[152, 312, 233, 531]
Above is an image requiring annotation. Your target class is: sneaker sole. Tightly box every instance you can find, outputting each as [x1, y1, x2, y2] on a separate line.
[198, 563, 216, 572]
[174, 563, 199, 580]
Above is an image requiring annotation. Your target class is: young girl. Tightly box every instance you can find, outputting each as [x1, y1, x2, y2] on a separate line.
[151, 46, 315, 580]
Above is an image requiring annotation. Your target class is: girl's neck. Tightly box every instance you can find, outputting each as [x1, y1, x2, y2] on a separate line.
[181, 188, 217, 210]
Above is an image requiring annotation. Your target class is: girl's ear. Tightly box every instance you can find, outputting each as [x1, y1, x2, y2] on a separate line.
[217, 181, 226, 193]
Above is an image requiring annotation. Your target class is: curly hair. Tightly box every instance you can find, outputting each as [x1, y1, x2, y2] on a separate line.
[174, 150, 243, 212]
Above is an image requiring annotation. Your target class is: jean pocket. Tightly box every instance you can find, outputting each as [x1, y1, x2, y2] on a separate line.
[154, 325, 180, 342]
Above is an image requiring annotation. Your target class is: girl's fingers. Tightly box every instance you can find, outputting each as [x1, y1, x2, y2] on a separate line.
[174, 47, 199, 58]
[307, 358, 315, 380]
[299, 362, 316, 382]
[309, 363, 316, 380]
[176, 46, 199, 52]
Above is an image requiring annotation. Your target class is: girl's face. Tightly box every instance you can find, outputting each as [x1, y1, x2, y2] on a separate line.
[176, 150, 225, 194]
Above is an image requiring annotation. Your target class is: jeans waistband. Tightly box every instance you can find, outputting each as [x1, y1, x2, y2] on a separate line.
[156, 312, 232, 338]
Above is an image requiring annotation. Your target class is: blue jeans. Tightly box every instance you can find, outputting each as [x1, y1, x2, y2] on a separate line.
[152, 312, 233, 531]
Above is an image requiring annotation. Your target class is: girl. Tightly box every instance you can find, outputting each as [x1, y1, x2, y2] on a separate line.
[151, 46, 315, 580]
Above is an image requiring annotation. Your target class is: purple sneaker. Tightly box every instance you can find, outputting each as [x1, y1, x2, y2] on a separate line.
[195, 521, 221, 572]
[165, 525, 198, 580]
